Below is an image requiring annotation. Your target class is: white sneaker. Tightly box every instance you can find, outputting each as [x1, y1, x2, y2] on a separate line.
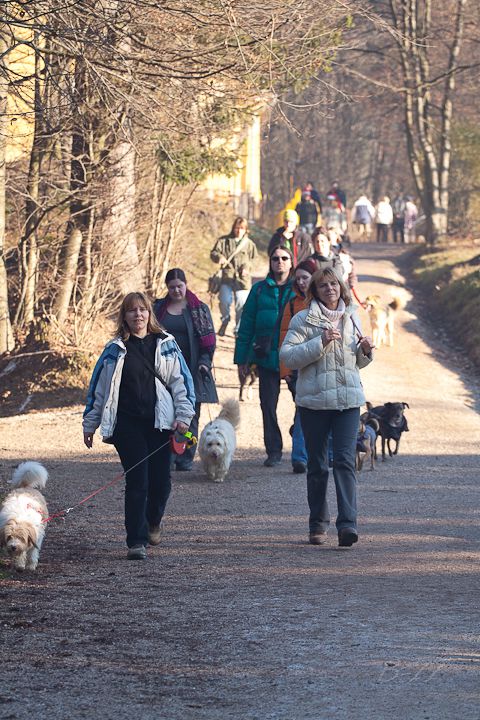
[127, 544, 147, 560]
[148, 522, 163, 546]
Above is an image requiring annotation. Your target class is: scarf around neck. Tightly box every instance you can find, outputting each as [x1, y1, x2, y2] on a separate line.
[155, 289, 216, 353]
[318, 297, 346, 323]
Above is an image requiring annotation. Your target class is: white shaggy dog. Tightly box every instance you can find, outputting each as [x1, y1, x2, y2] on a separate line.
[198, 399, 240, 482]
[0, 461, 48, 571]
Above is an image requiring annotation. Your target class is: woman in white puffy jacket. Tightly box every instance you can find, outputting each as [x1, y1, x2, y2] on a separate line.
[280, 268, 374, 548]
[375, 196, 394, 243]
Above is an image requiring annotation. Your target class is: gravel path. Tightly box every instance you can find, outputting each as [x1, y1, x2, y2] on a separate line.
[1, 244, 479, 720]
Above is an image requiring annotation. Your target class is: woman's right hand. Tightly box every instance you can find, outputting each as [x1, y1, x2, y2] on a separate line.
[84, 432, 94, 449]
[322, 328, 341, 344]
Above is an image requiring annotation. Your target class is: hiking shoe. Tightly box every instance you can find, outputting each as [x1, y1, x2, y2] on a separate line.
[127, 544, 147, 560]
[148, 523, 163, 546]
[338, 528, 358, 547]
[218, 320, 229, 337]
[292, 462, 307, 474]
[263, 456, 281, 467]
[309, 531, 327, 545]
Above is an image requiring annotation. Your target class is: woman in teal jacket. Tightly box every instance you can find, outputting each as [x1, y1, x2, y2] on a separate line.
[234, 245, 295, 466]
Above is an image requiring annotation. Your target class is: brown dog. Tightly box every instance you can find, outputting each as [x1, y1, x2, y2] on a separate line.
[238, 364, 258, 401]
[356, 418, 379, 471]
[363, 293, 405, 348]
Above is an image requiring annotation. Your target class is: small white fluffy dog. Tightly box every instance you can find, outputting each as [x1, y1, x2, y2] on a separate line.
[198, 399, 240, 482]
[0, 461, 49, 571]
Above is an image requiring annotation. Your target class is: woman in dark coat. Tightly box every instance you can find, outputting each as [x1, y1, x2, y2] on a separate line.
[154, 268, 218, 470]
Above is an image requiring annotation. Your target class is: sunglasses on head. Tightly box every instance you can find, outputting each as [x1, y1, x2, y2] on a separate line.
[271, 255, 290, 262]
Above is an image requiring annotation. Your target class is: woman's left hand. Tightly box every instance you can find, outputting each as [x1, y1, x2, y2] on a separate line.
[359, 335, 374, 354]
[199, 364, 209, 376]
[173, 420, 189, 435]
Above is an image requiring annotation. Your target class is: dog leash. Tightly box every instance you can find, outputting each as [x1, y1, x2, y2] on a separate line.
[42, 431, 196, 525]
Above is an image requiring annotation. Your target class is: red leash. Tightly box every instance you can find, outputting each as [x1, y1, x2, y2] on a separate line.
[352, 286, 365, 306]
[42, 472, 126, 524]
[42, 435, 175, 524]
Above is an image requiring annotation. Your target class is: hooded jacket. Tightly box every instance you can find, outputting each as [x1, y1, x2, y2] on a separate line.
[83, 333, 196, 440]
[234, 275, 295, 372]
[279, 300, 373, 410]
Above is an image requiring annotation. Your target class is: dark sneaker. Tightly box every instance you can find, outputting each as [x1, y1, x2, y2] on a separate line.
[218, 320, 229, 337]
[263, 456, 281, 467]
[292, 462, 307, 474]
[175, 464, 193, 471]
[309, 531, 327, 545]
[127, 544, 147, 560]
[338, 528, 358, 547]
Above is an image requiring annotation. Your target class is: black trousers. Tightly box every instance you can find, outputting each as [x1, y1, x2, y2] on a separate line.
[392, 219, 405, 243]
[113, 413, 172, 548]
[258, 366, 282, 459]
[376, 223, 389, 243]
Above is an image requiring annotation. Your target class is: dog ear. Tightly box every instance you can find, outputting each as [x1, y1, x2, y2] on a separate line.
[402, 402, 410, 409]
[25, 523, 38, 548]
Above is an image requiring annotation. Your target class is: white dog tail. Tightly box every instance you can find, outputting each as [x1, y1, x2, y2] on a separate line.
[218, 398, 240, 429]
[10, 461, 48, 490]
[389, 289, 408, 311]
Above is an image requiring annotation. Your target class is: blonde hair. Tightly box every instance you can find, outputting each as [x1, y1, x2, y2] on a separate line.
[306, 267, 351, 306]
[114, 291, 163, 341]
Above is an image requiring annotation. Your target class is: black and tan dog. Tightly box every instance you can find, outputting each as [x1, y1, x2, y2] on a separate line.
[356, 417, 379, 471]
[238, 364, 258, 401]
[366, 401, 409, 460]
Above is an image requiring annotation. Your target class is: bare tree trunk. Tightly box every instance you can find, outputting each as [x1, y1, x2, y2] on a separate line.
[52, 228, 83, 325]
[0, 34, 14, 353]
[20, 38, 44, 325]
[100, 127, 144, 295]
[53, 59, 90, 325]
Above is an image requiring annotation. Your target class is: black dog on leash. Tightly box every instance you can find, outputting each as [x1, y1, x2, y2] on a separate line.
[366, 401, 410, 460]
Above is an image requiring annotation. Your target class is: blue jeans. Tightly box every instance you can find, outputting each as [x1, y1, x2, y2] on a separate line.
[291, 409, 307, 465]
[299, 406, 359, 533]
[113, 414, 172, 548]
[219, 284, 249, 333]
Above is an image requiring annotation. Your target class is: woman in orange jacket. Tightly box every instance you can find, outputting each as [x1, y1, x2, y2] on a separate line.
[279, 258, 317, 473]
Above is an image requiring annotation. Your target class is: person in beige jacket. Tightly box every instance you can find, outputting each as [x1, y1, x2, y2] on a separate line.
[280, 267, 373, 548]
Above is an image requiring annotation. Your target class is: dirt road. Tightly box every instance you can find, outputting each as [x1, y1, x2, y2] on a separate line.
[1, 244, 479, 720]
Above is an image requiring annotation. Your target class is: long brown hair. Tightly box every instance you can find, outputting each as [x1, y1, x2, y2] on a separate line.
[230, 216, 249, 236]
[114, 291, 163, 341]
[306, 267, 351, 307]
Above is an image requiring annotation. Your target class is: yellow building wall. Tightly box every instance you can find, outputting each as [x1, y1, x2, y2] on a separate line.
[201, 113, 262, 221]
[5, 34, 36, 162]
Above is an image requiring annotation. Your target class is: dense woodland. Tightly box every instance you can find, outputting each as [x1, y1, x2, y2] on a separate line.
[1, 0, 479, 357]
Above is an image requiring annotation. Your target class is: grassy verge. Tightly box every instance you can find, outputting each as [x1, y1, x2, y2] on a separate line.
[408, 243, 480, 368]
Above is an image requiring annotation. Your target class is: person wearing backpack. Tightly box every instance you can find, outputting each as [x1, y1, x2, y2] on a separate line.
[234, 246, 295, 467]
[210, 217, 258, 337]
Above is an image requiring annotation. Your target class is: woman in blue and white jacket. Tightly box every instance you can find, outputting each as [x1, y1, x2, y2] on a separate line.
[83, 291, 195, 560]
